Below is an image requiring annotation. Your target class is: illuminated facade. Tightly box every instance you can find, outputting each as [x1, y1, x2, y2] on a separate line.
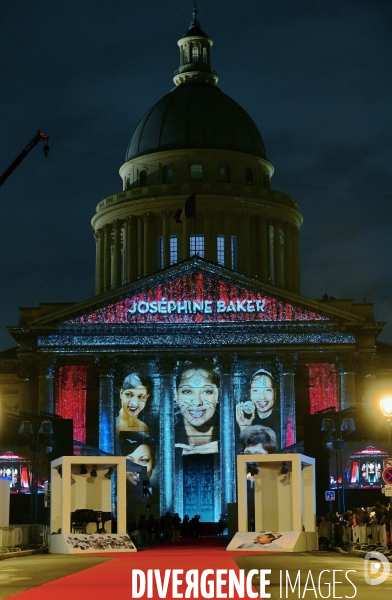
[1, 9, 391, 518]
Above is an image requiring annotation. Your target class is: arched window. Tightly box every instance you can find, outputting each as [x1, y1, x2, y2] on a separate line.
[162, 164, 173, 184]
[192, 46, 199, 62]
[191, 163, 202, 182]
[139, 169, 147, 186]
[203, 47, 207, 63]
[220, 164, 231, 183]
[246, 168, 253, 185]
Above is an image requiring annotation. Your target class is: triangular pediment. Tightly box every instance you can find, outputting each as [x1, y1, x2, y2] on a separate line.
[28, 257, 363, 328]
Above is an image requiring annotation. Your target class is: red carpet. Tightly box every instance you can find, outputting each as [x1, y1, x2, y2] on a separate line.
[13, 538, 261, 600]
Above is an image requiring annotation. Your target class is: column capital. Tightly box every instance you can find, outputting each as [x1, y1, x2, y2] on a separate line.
[161, 210, 172, 220]
[94, 228, 104, 241]
[18, 358, 36, 381]
[276, 353, 298, 375]
[38, 356, 56, 378]
[96, 356, 116, 377]
[336, 353, 358, 374]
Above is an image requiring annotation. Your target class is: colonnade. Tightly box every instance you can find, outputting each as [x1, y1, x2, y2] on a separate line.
[13, 349, 378, 520]
[94, 210, 301, 295]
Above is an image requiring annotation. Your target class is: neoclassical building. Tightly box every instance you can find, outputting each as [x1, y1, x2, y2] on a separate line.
[1, 9, 391, 519]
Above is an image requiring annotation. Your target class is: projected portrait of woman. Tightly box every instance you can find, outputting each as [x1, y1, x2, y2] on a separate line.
[236, 368, 279, 448]
[115, 372, 151, 446]
[240, 425, 277, 455]
[120, 431, 158, 484]
[174, 360, 220, 455]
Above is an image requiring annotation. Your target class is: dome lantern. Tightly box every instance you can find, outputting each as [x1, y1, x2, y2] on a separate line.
[173, 3, 218, 87]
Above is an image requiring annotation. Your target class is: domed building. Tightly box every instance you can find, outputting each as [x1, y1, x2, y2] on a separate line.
[1, 9, 391, 520]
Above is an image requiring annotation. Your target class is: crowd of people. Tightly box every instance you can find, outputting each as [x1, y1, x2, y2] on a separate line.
[317, 502, 392, 551]
[128, 512, 220, 546]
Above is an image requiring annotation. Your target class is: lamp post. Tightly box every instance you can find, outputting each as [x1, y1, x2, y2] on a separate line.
[379, 393, 392, 458]
[18, 415, 53, 524]
[321, 416, 355, 513]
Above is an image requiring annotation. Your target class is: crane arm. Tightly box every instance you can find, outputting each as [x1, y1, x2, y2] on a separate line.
[0, 130, 49, 186]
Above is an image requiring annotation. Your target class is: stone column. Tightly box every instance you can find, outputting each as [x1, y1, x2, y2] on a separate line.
[274, 221, 283, 288]
[95, 228, 105, 295]
[338, 355, 357, 410]
[111, 220, 122, 289]
[143, 213, 153, 276]
[124, 216, 137, 284]
[220, 357, 236, 514]
[98, 357, 115, 454]
[162, 210, 171, 268]
[158, 358, 176, 515]
[358, 354, 377, 409]
[18, 360, 35, 413]
[258, 216, 269, 283]
[278, 355, 297, 448]
[242, 214, 251, 276]
[284, 223, 293, 291]
[137, 217, 144, 278]
[203, 210, 213, 261]
[291, 227, 301, 293]
[182, 217, 190, 259]
[38, 358, 56, 414]
[103, 224, 112, 292]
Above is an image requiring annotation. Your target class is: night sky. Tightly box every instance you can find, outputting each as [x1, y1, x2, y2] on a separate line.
[1, 1, 391, 351]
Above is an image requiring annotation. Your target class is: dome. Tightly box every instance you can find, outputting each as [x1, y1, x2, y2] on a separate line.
[125, 83, 267, 161]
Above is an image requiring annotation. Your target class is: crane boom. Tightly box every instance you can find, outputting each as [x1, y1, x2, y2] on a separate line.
[0, 130, 49, 186]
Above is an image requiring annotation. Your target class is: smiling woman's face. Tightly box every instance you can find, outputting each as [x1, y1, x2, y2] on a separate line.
[250, 374, 275, 415]
[120, 385, 149, 418]
[175, 368, 219, 427]
[127, 443, 155, 480]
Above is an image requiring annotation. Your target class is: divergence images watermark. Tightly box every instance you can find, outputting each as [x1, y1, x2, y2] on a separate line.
[131, 558, 390, 599]
[364, 551, 391, 586]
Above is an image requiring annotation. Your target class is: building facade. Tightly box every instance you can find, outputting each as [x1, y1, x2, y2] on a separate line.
[1, 9, 391, 519]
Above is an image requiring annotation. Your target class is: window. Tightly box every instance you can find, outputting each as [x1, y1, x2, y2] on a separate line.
[203, 47, 207, 63]
[192, 46, 199, 62]
[217, 235, 224, 265]
[184, 47, 189, 63]
[220, 164, 231, 183]
[191, 163, 202, 182]
[162, 164, 173, 184]
[139, 169, 147, 186]
[159, 236, 178, 268]
[217, 235, 237, 268]
[189, 235, 204, 257]
[246, 168, 253, 185]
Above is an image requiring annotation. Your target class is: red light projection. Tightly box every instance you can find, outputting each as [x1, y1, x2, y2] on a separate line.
[56, 366, 88, 442]
[66, 273, 328, 324]
[307, 363, 338, 414]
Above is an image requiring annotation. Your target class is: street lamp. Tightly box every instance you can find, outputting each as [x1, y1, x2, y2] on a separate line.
[18, 415, 54, 524]
[379, 392, 392, 458]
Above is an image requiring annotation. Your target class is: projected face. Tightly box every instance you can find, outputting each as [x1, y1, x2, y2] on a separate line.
[243, 443, 268, 455]
[120, 386, 149, 418]
[254, 533, 276, 545]
[176, 368, 219, 427]
[127, 443, 155, 481]
[250, 374, 275, 417]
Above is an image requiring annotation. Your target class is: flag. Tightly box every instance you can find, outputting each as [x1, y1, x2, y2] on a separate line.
[173, 194, 196, 223]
